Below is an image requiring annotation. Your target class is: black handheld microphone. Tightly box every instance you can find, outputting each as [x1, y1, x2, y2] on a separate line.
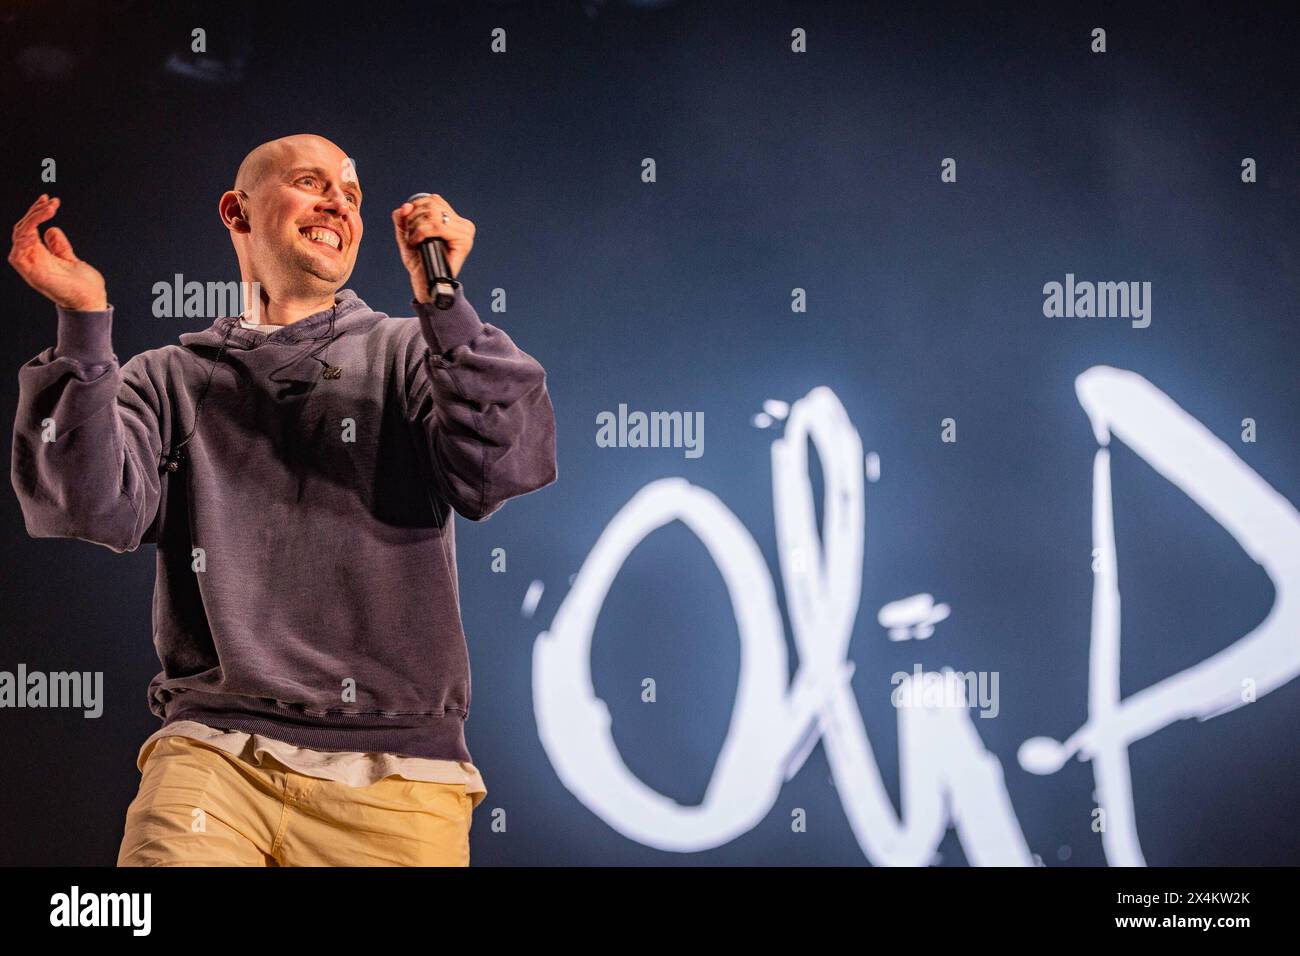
[406, 192, 456, 310]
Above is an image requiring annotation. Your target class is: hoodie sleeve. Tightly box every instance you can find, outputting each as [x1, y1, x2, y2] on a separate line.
[10, 306, 165, 553]
[403, 282, 557, 522]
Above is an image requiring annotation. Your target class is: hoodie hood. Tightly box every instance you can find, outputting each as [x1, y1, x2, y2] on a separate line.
[178, 288, 384, 352]
[177, 288, 389, 397]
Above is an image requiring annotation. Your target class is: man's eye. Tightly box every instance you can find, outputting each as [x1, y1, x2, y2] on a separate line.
[346, 194, 359, 206]
[297, 176, 318, 187]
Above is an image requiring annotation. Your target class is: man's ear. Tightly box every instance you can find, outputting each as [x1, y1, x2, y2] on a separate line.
[219, 190, 251, 233]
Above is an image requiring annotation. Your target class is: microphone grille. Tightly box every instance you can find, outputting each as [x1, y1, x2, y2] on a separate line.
[406, 192, 431, 202]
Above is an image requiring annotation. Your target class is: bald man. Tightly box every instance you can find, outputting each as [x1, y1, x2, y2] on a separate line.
[9, 134, 558, 866]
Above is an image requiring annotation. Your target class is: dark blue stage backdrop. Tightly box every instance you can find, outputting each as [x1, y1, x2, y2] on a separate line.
[1, 1, 1297, 866]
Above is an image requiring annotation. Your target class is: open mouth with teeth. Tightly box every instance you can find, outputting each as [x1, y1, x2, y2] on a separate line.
[300, 225, 343, 251]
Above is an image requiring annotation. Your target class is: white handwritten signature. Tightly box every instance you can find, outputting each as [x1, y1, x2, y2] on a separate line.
[533, 367, 1300, 865]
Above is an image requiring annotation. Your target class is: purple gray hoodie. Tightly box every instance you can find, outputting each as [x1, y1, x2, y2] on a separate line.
[10, 283, 557, 762]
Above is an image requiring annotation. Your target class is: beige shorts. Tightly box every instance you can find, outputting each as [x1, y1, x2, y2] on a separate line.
[118, 734, 474, 866]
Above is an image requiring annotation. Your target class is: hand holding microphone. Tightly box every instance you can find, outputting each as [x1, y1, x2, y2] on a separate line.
[393, 193, 475, 310]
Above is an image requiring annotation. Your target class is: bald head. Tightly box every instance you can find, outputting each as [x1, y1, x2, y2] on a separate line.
[235, 133, 349, 193]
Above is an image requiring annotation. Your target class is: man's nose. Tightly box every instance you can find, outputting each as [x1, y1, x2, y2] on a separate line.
[317, 185, 352, 217]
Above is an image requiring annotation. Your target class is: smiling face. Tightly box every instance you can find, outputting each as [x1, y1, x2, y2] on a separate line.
[223, 134, 364, 302]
